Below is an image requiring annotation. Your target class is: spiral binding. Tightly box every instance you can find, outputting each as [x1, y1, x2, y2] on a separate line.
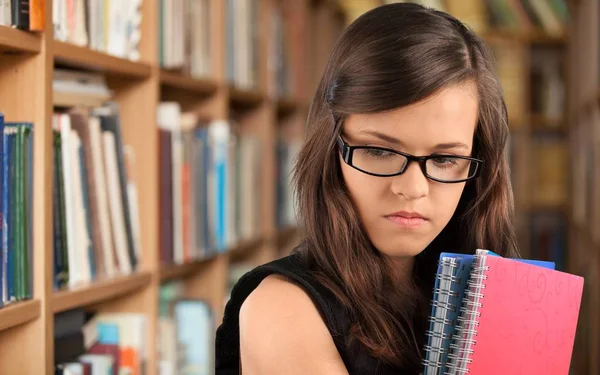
[445, 252, 490, 375]
[422, 257, 459, 374]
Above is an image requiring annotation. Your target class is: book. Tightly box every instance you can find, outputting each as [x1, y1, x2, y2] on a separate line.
[423, 251, 556, 374]
[441, 249, 584, 374]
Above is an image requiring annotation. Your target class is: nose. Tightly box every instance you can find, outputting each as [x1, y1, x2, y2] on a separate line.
[390, 161, 429, 200]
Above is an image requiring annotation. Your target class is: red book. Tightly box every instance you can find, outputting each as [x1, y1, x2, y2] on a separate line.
[449, 253, 584, 374]
[88, 343, 120, 375]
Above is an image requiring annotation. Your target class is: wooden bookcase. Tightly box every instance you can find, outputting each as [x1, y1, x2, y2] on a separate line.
[0, 0, 345, 374]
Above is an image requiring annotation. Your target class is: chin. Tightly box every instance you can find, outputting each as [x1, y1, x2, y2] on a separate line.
[375, 240, 429, 259]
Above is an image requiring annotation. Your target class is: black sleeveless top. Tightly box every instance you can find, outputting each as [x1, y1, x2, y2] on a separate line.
[215, 247, 418, 374]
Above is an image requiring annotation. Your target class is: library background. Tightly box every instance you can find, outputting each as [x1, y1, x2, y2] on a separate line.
[0, 0, 595, 373]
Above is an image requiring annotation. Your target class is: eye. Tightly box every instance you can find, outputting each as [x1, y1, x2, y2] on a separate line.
[431, 156, 459, 168]
[362, 148, 396, 159]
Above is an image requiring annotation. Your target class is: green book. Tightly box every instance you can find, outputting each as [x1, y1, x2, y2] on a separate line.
[15, 126, 23, 300]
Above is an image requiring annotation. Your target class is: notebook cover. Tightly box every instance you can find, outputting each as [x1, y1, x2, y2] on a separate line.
[467, 255, 583, 374]
[426, 251, 556, 373]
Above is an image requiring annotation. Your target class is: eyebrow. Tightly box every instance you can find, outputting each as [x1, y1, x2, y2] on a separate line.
[358, 129, 470, 151]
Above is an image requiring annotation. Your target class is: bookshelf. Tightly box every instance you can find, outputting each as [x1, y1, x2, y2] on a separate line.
[565, 0, 600, 373]
[0, 0, 345, 374]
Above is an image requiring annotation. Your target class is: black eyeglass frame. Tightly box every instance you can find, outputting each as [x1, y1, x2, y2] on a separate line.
[336, 135, 483, 183]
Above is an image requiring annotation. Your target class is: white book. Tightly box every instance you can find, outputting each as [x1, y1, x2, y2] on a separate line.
[124, 145, 142, 262]
[158, 317, 178, 375]
[59, 115, 83, 287]
[70, 131, 93, 283]
[89, 313, 147, 370]
[0, 0, 4, 26]
[3, 0, 11, 28]
[89, 116, 117, 278]
[102, 131, 132, 274]
[78, 354, 115, 374]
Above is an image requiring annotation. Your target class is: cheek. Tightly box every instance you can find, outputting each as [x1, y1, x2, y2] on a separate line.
[340, 159, 387, 213]
[430, 182, 466, 223]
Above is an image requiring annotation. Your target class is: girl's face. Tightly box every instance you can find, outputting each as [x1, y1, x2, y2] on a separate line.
[340, 82, 479, 265]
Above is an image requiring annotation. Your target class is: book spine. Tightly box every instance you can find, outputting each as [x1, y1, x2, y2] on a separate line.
[1, 126, 9, 304]
[423, 257, 459, 374]
[447, 253, 489, 375]
[11, 0, 29, 29]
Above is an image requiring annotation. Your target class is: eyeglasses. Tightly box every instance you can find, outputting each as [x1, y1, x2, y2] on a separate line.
[337, 136, 483, 183]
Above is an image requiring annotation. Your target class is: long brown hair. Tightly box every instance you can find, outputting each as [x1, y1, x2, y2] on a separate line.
[291, 2, 519, 372]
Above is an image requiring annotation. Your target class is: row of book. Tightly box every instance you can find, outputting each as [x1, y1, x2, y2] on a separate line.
[275, 137, 301, 230]
[269, 3, 295, 99]
[530, 46, 565, 122]
[54, 308, 147, 375]
[0, 0, 44, 30]
[0, 114, 33, 307]
[159, 281, 214, 374]
[506, 133, 568, 208]
[53, 0, 142, 61]
[571, 106, 600, 243]
[225, 0, 260, 90]
[159, 0, 212, 78]
[157, 102, 263, 265]
[52, 103, 141, 290]
[391, 0, 569, 36]
[488, 41, 566, 127]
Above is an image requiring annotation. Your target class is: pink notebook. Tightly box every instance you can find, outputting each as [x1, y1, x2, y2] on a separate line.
[447, 251, 584, 375]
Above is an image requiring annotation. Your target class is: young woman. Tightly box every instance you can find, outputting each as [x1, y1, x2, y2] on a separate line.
[215, 3, 519, 374]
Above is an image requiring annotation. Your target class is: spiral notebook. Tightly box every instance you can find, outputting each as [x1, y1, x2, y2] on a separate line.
[439, 250, 584, 375]
[423, 251, 560, 375]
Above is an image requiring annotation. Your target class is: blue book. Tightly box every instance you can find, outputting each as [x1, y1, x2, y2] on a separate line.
[0, 114, 3, 306]
[423, 250, 556, 374]
[5, 126, 15, 303]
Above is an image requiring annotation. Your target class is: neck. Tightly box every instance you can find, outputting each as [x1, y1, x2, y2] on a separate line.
[389, 256, 416, 283]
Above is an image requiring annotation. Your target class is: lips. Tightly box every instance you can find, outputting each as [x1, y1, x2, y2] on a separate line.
[385, 211, 428, 227]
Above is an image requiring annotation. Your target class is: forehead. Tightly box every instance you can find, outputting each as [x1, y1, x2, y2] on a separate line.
[343, 82, 479, 151]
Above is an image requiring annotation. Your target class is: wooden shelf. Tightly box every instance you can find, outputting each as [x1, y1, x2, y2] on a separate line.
[276, 226, 299, 247]
[160, 255, 218, 282]
[160, 70, 219, 95]
[52, 272, 152, 313]
[229, 85, 265, 107]
[530, 114, 566, 132]
[228, 236, 265, 263]
[52, 41, 152, 79]
[0, 26, 40, 54]
[0, 300, 40, 332]
[276, 97, 299, 116]
[482, 29, 568, 45]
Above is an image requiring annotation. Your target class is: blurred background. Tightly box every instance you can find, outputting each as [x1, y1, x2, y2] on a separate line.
[0, 0, 596, 374]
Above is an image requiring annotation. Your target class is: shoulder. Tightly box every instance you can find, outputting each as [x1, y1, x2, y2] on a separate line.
[239, 274, 349, 374]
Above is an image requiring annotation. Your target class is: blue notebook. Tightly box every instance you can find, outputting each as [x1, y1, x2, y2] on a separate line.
[422, 250, 555, 374]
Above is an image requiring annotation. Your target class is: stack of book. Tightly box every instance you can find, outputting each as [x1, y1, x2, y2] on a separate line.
[0, 113, 33, 307]
[423, 249, 583, 374]
[158, 0, 212, 78]
[54, 308, 147, 374]
[157, 102, 263, 264]
[52, 0, 142, 61]
[158, 281, 215, 374]
[0, 0, 45, 30]
[225, 0, 260, 90]
[52, 103, 141, 290]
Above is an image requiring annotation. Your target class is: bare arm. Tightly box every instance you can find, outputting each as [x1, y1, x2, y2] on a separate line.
[239, 274, 350, 375]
